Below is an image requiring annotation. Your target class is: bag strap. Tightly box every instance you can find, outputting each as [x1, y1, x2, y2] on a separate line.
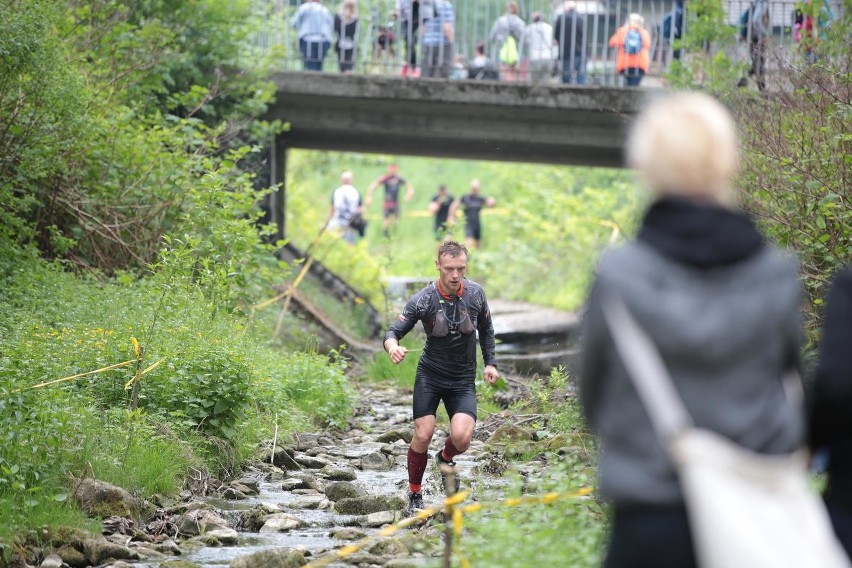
[600, 295, 693, 444]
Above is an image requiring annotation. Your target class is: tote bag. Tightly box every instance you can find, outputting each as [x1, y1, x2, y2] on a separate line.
[601, 297, 850, 568]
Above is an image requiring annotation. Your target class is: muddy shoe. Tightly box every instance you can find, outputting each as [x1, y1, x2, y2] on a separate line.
[406, 492, 424, 515]
[435, 451, 461, 495]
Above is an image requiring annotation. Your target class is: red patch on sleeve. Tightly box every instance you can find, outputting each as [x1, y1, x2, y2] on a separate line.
[398, 314, 406, 321]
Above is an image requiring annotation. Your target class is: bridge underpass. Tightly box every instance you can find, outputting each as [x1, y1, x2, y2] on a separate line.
[264, 71, 642, 372]
[264, 70, 646, 240]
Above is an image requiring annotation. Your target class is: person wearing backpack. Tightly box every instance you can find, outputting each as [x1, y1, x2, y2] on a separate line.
[489, 1, 526, 81]
[522, 11, 555, 83]
[609, 13, 651, 87]
[738, 0, 770, 91]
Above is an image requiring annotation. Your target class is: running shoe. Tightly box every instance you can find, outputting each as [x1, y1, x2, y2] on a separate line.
[435, 450, 461, 494]
[406, 491, 424, 515]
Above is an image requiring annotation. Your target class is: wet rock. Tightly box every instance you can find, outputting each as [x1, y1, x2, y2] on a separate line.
[359, 511, 400, 527]
[82, 538, 139, 565]
[236, 508, 267, 532]
[369, 538, 409, 556]
[288, 495, 329, 509]
[131, 546, 166, 560]
[375, 429, 413, 444]
[293, 433, 320, 451]
[322, 466, 357, 481]
[205, 528, 239, 546]
[165, 501, 207, 516]
[359, 451, 392, 471]
[330, 528, 367, 540]
[160, 561, 202, 568]
[272, 448, 302, 470]
[104, 563, 135, 568]
[285, 472, 319, 490]
[222, 487, 248, 500]
[73, 479, 140, 518]
[324, 481, 366, 502]
[176, 509, 230, 537]
[334, 495, 405, 515]
[229, 548, 306, 568]
[233, 478, 261, 493]
[342, 552, 385, 565]
[150, 539, 182, 556]
[281, 478, 306, 491]
[486, 423, 533, 444]
[385, 559, 430, 568]
[38, 554, 64, 568]
[259, 513, 304, 533]
[293, 454, 331, 469]
[104, 533, 130, 546]
[55, 545, 86, 568]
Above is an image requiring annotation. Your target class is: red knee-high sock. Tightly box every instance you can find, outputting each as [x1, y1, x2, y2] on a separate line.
[442, 437, 461, 462]
[407, 448, 428, 493]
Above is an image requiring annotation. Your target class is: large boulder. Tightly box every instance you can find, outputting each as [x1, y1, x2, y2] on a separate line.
[359, 452, 393, 471]
[258, 513, 304, 533]
[229, 548, 306, 568]
[55, 545, 87, 568]
[375, 430, 413, 444]
[486, 423, 533, 445]
[323, 481, 366, 502]
[175, 509, 230, 537]
[73, 479, 140, 518]
[271, 448, 302, 470]
[334, 495, 405, 515]
[82, 538, 139, 565]
[321, 466, 357, 481]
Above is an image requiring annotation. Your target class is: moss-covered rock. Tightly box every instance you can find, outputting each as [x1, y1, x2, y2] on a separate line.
[229, 548, 306, 568]
[324, 481, 366, 502]
[73, 479, 141, 519]
[334, 495, 405, 515]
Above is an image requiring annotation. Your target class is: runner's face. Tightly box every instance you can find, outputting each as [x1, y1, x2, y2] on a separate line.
[435, 254, 467, 294]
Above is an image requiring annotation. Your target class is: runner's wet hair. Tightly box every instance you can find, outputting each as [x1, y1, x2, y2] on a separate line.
[437, 240, 468, 261]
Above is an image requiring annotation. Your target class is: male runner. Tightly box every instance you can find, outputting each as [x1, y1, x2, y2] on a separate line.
[366, 164, 415, 237]
[449, 179, 496, 250]
[429, 184, 455, 243]
[383, 241, 499, 514]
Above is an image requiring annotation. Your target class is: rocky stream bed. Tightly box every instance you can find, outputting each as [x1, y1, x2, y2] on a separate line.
[26, 384, 581, 568]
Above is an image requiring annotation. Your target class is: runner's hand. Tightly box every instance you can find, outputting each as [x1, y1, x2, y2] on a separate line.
[484, 365, 499, 385]
[389, 345, 408, 364]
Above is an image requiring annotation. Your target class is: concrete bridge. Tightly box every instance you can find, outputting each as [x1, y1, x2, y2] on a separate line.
[264, 71, 646, 239]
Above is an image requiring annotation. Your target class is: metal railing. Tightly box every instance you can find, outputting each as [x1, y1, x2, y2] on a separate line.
[246, 0, 843, 86]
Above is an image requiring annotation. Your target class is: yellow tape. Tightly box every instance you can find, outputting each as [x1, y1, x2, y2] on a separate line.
[17, 359, 136, 392]
[303, 487, 592, 568]
[131, 337, 141, 357]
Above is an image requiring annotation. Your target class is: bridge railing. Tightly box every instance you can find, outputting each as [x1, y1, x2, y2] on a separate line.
[246, 0, 842, 86]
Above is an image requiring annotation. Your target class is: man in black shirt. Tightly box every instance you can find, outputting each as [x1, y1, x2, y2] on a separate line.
[383, 241, 499, 514]
[429, 184, 455, 242]
[367, 163, 415, 237]
[449, 178, 496, 250]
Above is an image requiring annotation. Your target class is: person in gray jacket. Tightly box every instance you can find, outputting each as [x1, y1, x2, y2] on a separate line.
[291, 0, 335, 71]
[581, 92, 804, 568]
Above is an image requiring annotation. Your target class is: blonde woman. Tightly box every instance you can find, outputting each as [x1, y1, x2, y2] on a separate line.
[581, 92, 804, 567]
[334, 0, 359, 72]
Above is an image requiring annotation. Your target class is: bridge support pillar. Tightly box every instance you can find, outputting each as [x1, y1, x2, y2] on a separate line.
[269, 134, 287, 241]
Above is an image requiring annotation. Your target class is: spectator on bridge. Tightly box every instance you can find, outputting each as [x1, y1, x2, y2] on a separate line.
[334, 0, 360, 73]
[737, 0, 770, 91]
[450, 53, 468, 79]
[522, 11, 555, 83]
[292, 0, 335, 72]
[810, 264, 852, 560]
[794, 0, 834, 64]
[449, 179, 496, 250]
[468, 41, 499, 80]
[327, 171, 364, 244]
[661, 0, 684, 62]
[553, 1, 586, 85]
[489, 1, 526, 81]
[395, 0, 433, 77]
[421, 0, 455, 78]
[609, 13, 651, 87]
[581, 91, 805, 568]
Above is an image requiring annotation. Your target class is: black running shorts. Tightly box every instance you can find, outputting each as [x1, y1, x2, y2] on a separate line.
[412, 368, 477, 421]
[465, 221, 481, 240]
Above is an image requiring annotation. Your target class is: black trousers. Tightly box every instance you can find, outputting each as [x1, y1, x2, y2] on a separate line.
[604, 504, 697, 568]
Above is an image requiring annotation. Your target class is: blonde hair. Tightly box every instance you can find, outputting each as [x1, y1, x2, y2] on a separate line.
[507, 1, 519, 14]
[628, 13, 643, 27]
[627, 92, 739, 206]
[340, 0, 357, 21]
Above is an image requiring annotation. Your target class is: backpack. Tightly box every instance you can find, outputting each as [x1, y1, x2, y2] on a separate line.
[499, 35, 519, 67]
[624, 28, 642, 54]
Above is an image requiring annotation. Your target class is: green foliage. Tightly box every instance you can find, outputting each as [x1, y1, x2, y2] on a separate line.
[288, 150, 639, 313]
[664, 0, 745, 91]
[459, 377, 603, 567]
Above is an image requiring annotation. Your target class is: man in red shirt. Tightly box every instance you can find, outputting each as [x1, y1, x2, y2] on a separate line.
[366, 164, 415, 238]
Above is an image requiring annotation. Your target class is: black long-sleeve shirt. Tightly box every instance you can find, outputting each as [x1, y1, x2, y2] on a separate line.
[810, 266, 852, 508]
[384, 279, 497, 381]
